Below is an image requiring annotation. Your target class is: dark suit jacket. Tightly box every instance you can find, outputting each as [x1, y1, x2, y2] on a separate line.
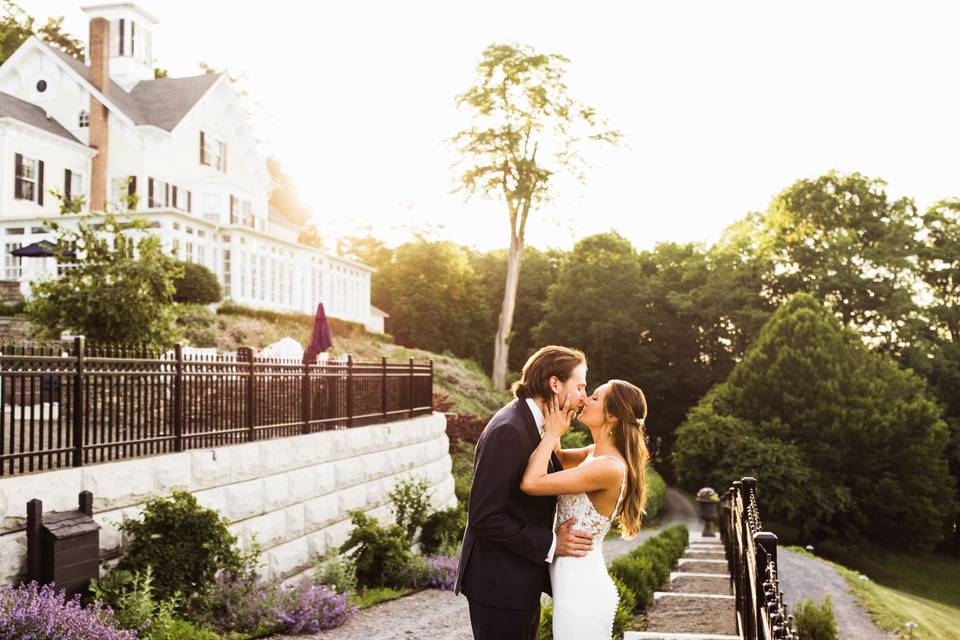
[454, 398, 562, 611]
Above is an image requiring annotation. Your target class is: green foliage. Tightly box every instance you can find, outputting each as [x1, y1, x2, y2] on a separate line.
[25, 193, 183, 347]
[173, 262, 221, 305]
[313, 555, 357, 594]
[371, 240, 490, 363]
[792, 596, 840, 640]
[0, 301, 24, 316]
[672, 294, 956, 550]
[388, 476, 432, 544]
[116, 490, 247, 607]
[643, 467, 668, 522]
[176, 304, 218, 347]
[339, 511, 411, 590]
[88, 567, 217, 640]
[560, 426, 589, 450]
[611, 574, 637, 638]
[347, 587, 413, 610]
[216, 301, 371, 340]
[1, 1, 84, 66]
[757, 171, 924, 352]
[608, 525, 688, 613]
[419, 506, 466, 555]
[537, 598, 553, 640]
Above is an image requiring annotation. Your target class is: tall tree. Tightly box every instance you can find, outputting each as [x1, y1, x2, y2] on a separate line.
[673, 293, 955, 550]
[452, 43, 620, 389]
[757, 171, 924, 354]
[1, 1, 83, 65]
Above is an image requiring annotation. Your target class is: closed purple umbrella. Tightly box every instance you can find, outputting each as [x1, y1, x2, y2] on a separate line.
[303, 302, 334, 364]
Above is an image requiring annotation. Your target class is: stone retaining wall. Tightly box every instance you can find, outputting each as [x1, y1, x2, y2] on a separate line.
[0, 412, 455, 584]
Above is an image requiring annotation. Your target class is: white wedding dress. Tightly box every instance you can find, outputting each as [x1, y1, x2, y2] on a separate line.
[550, 454, 627, 640]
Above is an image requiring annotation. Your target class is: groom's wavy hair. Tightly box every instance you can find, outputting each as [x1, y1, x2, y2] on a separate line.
[605, 380, 649, 539]
[511, 346, 586, 400]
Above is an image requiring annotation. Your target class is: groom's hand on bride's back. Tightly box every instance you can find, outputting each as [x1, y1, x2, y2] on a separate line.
[554, 516, 593, 557]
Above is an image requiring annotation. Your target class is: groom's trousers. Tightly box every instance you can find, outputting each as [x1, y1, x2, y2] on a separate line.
[467, 598, 539, 640]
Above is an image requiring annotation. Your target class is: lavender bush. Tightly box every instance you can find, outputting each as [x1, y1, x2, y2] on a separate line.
[426, 555, 458, 591]
[0, 582, 135, 640]
[199, 570, 284, 636]
[276, 582, 358, 634]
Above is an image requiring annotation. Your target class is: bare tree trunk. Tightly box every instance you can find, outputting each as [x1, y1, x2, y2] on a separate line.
[492, 232, 524, 390]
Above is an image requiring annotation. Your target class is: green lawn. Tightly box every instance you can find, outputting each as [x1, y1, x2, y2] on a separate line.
[787, 544, 960, 639]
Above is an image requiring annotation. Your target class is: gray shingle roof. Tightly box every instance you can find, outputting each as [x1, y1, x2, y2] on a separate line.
[42, 41, 221, 131]
[0, 92, 81, 143]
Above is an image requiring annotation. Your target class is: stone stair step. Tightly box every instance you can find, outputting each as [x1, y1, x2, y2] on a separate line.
[670, 571, 731, 580]
[678, 558, 727, 564]
[624, 632, 742, 640]
[654, 592, 735, 600]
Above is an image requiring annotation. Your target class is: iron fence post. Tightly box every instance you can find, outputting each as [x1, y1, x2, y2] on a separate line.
[381, 356, 387, 420]
[408, 357, 414, 419]
[301, 360, 310, 435]
[173, 343, 183, 452]
[71, 336, 85, 467]
[346, 355, 354, 429]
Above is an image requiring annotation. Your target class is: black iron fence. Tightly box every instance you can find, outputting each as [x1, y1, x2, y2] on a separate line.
[0, 338, 434, 477]
[720, 477, 799, 640]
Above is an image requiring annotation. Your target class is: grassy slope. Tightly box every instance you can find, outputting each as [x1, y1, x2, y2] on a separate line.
[178, 304, 509, 416]
[785, 545, 960, 639]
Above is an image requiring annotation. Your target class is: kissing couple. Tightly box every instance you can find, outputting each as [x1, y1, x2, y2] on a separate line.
[455, 345, 650, 639]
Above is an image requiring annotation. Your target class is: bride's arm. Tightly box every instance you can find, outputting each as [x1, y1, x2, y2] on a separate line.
[521, 395, 617, 496]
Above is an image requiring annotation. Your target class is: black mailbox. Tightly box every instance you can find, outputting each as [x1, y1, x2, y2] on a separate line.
[26, 490, 100, 597]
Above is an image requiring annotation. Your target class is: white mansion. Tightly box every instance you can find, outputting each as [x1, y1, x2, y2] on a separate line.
[0, 2, 384, 333]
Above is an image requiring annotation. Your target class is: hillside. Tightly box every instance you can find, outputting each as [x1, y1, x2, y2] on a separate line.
[177, 303, 509, 417]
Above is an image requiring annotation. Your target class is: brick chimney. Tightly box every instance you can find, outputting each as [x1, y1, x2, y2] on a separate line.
[88, 17, 109, 212]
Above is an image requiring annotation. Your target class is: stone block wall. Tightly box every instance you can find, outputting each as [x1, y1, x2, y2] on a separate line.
[0, 412, 455, 584]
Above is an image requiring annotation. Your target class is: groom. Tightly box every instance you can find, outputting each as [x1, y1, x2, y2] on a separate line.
[454, 345, 594, 640]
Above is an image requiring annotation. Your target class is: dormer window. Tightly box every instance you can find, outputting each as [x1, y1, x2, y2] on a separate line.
[200, 131, 227, 172]
[78, 110, 89, 128]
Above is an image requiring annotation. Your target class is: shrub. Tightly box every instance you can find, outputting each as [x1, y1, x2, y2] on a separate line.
[0, 581, 135, 640]
[147, 618, 221, 640]
[0, 301, 24, 316]
[560, 426, 589, 449]
[89, 566, 179, 637]
[116, 489, 247, 606]
[388, 476, 432, 544]
[537, 598, 553, 640]
[276, 582, 358, 634]
[313, 555, 357, 594]
[643, 467, 668, 521]
[419, 506, 466, 555]
[339, 510, 411, 589]
[197, 570, 284, 637]
[611, 574, 637, 637]
[608, 526, 688, 613]
[173, 262, 221, 304]
[398, 553, 433, 588]
[425, 555, 458, 590]
[793, 596, 840, 640]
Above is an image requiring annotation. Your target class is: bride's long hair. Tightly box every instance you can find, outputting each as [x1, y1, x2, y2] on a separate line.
[605, 380, 649, 539]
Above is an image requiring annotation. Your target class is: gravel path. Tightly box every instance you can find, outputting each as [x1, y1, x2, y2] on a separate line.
[776, 547, 893, 640]
[280, 488, 698, 639]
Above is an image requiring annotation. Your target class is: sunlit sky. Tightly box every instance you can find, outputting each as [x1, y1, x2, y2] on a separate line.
[18, 0, 960, 253]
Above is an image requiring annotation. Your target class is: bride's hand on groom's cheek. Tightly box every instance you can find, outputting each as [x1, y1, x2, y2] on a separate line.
[543, 393, 574, 437]
[555, 517, 593, 558]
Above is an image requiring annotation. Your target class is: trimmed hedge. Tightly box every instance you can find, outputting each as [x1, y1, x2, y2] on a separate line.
[537, 524, 691, 639]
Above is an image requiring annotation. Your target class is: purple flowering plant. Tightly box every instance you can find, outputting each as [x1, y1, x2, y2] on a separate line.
[0, 581, 135, 640]
[275, 581, 358, 634]
[426, 555, 458, 591]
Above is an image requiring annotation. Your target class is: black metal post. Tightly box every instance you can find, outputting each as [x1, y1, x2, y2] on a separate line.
[301, 361, 310, 435]
[72, 336, 85, 467]
[25, 498, 42, 582]
[346, 355, 354, 428]
[408, 357, 414, 419]
[381, 356, 387, 420]
[173, 343, 183, 452]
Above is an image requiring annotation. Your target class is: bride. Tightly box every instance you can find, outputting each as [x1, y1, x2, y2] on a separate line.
[520, 379, 649, 639]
